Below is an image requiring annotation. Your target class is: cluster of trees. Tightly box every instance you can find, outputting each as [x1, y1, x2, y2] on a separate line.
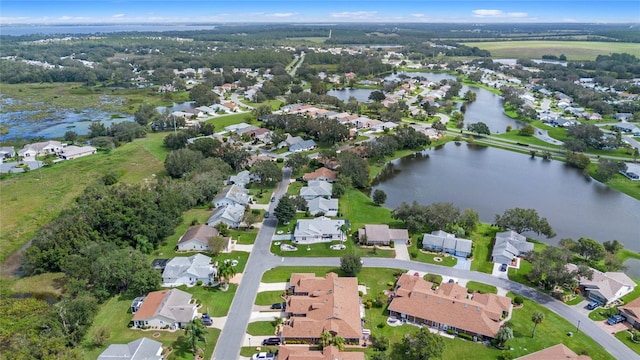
[494, 208, 556, 238]
[559, 238, 626, 271]
[392, 202, 479, 235]
[369, 326, 445, 360]
[527, 246, 593, 290]
[564, 124, 616, 152]
[164, 137, 249, 176]
[363, 126, 431, 160]
[262, 114, 350, 145]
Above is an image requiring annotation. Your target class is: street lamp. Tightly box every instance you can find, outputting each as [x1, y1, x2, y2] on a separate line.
[577, 320, 581, 332]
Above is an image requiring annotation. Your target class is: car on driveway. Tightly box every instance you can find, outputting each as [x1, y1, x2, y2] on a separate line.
[271, 302, 286, 310]
[252, 352, 275, 360]
[499, 264, 508, 272]
[607, 315, 625, 325]
[201, 314, 213, 326]
[262, 337, 282, 346]
[587, 301, 600, 310]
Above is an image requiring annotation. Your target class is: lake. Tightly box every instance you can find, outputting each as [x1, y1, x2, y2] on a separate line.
[371, 143, 640, 251]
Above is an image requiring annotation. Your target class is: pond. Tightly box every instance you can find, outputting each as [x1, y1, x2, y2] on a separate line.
[460, 85, 525, 133]
[371, 143, 640, 252]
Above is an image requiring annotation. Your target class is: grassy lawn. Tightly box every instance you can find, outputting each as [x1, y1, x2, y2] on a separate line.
[246, 321, 277, 336]
[466, 281, 498, 294]
[508, 259, 535, 287]
[206, 113, 254, 130]
[469, 223, 499, 274]
[247, 185, 274, 205]
[339, 188, 404, 231]
[255, 290, 286, 305]
[261, 267, 341, 283]
[409, 237, 458, 267]
[10, 272, 66, 296]
[591, 170, 640, 201]
[0, 135, 165, 264]
[461, 41, 640, 61]
[286, 180, 304, 195]
[240, 346, 279, 357]
[588, 308, 611, 321]
[228, 228, 259, 245]
[621, 279, 640, 304]
[566, 295, 585, 306]
[615, 330, 640, 355]
[494, 130, 563, 148]
[271, 239, 394, 258]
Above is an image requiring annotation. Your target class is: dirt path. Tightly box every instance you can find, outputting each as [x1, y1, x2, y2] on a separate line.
[1, 240, 31, 278]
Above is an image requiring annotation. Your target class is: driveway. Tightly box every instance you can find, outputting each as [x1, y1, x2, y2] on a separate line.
[572, 299, 594, 316]
[491, 262, 509, 279]
[393, 240, 409, 260]
[453, 256, 471, 270]
[257, 282, 287, 292]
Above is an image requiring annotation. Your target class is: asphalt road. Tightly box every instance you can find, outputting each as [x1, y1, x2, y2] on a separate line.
[213, 169, 640, 360]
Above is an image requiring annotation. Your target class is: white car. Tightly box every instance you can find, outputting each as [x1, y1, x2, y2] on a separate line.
[252, 352, 275, 360]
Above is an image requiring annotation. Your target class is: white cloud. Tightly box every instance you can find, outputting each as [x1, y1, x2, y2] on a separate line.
[112, 14, 125, 18]
[330, 11, 377, 20]
[473, 9, 529, 18]
[411, 13, 426, 18]
[270, 13, 295, 18]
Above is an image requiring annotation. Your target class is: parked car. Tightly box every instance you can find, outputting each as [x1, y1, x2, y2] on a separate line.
[201, 314, 213, 326]
[586, 301, 600, 310]
[264, 212, 269, 218]
[607, 315, 625, 325]
[252, 352, 275, 360]
[262, 337, 282, 346]
[271, 302, 286, 310]
[270, 196, 275, 202]
[499, 264, 508, 272]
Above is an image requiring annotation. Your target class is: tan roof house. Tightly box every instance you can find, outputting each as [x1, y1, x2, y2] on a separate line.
[177, 225, 222, 252]
[283, 273, 362, 345]
[131, 289, 197, 329]
[567, 263, 636, 305]
[277, 345, 364, 360]
[388, 274, 512, 339]
[620, 297, 640, 330]
[515, 344, 591, 360]
[358, 224, 409, 246]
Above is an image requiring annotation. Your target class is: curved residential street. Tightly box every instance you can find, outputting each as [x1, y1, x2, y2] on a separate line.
[212, 170, 640, 360]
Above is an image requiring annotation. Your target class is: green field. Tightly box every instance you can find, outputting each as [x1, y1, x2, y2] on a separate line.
[461, 41, 640, 61]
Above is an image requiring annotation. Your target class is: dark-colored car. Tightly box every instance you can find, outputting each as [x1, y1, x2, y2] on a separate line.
[607, 315, 625, 325]
[587, 301, 600, 310]
[201, 314, 213, 326]
[262, 337, 282, 346]
[499, 264, 508, 272]
[264, 212, 269, 218]
[270, 197, 276, 202]
[271, 302, 286, 310]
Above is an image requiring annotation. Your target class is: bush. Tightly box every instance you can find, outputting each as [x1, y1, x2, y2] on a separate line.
[276, 158, 284, 163]
[410, 251, 418, 259]
[498, 352, 514, 360]
[513, 295, 524, 305]
[196, 280, 203, 286]
[458, 332, 474, 341]
[377, 322, 386, 329]
[446, 328, 455, 335]
[389, 242, 395, 248]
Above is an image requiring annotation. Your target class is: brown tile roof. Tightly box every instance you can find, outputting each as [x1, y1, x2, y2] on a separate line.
[621, 296, 640, 323]
[302, 167, 338, 181]
[178, 225, 218, 245]
[515, 344, 591, 360]
[388, 274, 511, 338]
[278, 345, 365, 360]
[283, 273, 362, 340]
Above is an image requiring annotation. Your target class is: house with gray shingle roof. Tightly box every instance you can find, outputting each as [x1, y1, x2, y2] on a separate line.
[306, 197, 339, 216]
[422, 230, 472, 257]
[300, 180, 332, 200]
[293, 217, 347, 244]
[491, 231, 533, 264]
[162, 253, 215, 287]
[97, 337, 163, 360]
[212, 184, 252, 208]
[177, 225, 219, 252]
[207, 203, 245, 229]
[289, 139, 317, 153]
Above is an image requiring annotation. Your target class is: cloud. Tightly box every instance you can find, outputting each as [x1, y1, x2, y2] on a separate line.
[473, 9, 528, 18]
[112, 14, 125, 18]
[330, 11, 377, 20]
[411, 13, 426, 18]
[270, 13, 295, 18]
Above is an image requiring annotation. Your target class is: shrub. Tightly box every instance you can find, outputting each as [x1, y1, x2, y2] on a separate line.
[446, 328, 455, 335]
[498, 352, 514, 360]
[196, 280, 203, 286]
[389, 242, 395, 248]
[377, 322, 386, 329]
[513, 295, 524, 305]
[458, 332, 474, 341]
[410, 251, 418, 259]
[276, 158, 284, 163]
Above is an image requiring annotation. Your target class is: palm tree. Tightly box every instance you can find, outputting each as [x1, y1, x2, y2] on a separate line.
[185, 318, 207, 354]
[331, 335, 345, 351]
[531, 311, 545, 338]
[217, 260, 237, 288]
[319, 331, 332, 349]
[496, 326, 513, 348]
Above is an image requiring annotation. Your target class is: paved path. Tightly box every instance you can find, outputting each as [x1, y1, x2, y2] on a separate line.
[393, 240, 409, 260]
[257, 282, 288, 292]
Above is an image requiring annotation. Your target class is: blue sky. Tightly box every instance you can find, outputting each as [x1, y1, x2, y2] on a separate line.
[1, 1, 639, 24]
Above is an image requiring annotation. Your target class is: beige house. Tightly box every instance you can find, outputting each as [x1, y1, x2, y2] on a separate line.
[358, 224, 409, 246]
[177, 225, 225, 252]
[131, 289, 197, 329]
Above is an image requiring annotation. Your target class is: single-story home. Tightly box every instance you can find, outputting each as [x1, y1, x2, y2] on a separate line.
[289, 139, 317, 153]
[567, 264, 636, 306]
[131, 288, 197, 329]
[358, 224, 409, 246]
[207, 203, 245, 229]
[283, 273, 362, 345]
[422, 230, 473, 258]
[388, 274, 511, 340]
[293, 217, 347, 244]
[302, 167, 338, 182]
[18, 140, 63, 158]
[212, 184, 252, 208]
[620, 297, 640, 330]
[277, 346, 364, 360]
[306, 197, 339, 217]
[514, 344, 591, 360]
[491, 231, 534, 264]
[228, 170, 255, 187]
[97, 337, 163, 360]
[162, 253, 216, 286]
[60, 145, 97, 160]
[177, 225, 220, 252]
[300, 180, 333, 200]
[615, 113, 633, 121]
[0, 147, 15, 160]
[614, 123, 640, 135]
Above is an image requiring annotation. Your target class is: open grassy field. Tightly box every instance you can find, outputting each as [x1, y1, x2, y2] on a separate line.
[461, 41, 640, 61]
[615, 330, 640, 355]
[0, 132, 168, 266]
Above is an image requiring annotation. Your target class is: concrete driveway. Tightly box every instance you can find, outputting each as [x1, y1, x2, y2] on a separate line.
[393, 240, 409, 260]
[257, 282, 287, 292]
[492, 262, 509, 279]
[453, 256, 471, 270]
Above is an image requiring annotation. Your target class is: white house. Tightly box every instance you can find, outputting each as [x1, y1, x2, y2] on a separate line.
[162, 254, 216, 286]
[293, 217, 346, 244]
[131, 289, 197, 329]
[300, 180, 333, 200]
[60, 145, 96, 160]
[306, 197, 339, 216]
[567, 264, 636, 305]
[18, 141, 63, 158]
[207, 203, 245, 229]
[177, 225, 219, 252]
[98, 338, 163, 360]
[212, 184, 252, 208]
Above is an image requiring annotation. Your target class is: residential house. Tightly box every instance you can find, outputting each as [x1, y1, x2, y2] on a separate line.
[306, 197, 339, 217]
[615, 113, 633, 121]
[18, 140, 63, 158]
[302, 167, 338, 182]
[207, 203, 245, 229]
[283, 273, 362, 345]
[60, 145, 97, 160]
[277, 346, 364, 360]
[514, 344, 591, 360]
[567, 264, 636, 305]
[491, 231, 534, 264]
[300, 180, 333, 200]
[289, 139, 317, 153]
[236, 124, 260, 136]
[220, 102, 238, 112]
[212, 184, 252, 208]
[195, 106, 216, 115]
[279, 135, 303, 149]
[177, 225, 220, 252]
[131, 289, 197, 328]
[293, 217, 346, 244]
[358, 224, 409, 246]
[614, 123, 640, 135]
[0, 147, 15, 161]
[228, 170, 253, 187]
[620, 297, 640, 330]
[162, 253, 216, 286]
[422, 230, 473, 258]
[97, 338, 163, 360]
[388, 274, 512, 340]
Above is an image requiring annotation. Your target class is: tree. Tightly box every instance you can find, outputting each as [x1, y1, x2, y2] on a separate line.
[217, 260, 237, 286]
[64, 130, 78, 144]
[55, 295, 98, 345]
[340, 254, 362, 276]
[459, 208, 479, 234]
[603, 239, 624, 253]
[496, 327, 513, 348]
[319, 331, 332, 349]
[337, 152, 369, 188]
[371, 333, 389, 351]
[331, 336, 345, 351]
[252, 105, 273, 118]
[251, 160, 283, 188]
[92, 326, 111, 347]
[597, 159, 626, 181]
[494, 208, 556, 238]
[369, 90, 386, 102]
[332, 175, 352, 198]
[467, 122, 490, 135]
[565, 151, 591, 170]
[208, 235, 227, 255]
[134, 103, 159, 126]
[463, 90, 477, 103]
[531, 311, 545, 338]
[274, 196, 296, 224]
[577, 237, 606, 262]
[164, 148, 205, 178]
[88, 121, 107, 138]
[396, 327, 445, 360]
[189, 84, 219, 107]
[184, 318, 207, 354]
[527, 246, 593, 290]
[432, 120, 446, 131]
[285, 153, 309, 173]
[518, 125, 535, 136]
[372, 189, 387, 206]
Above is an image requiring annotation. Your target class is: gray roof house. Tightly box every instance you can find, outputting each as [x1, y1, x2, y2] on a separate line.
[0, 147, 15, 160]
[614, 123, 640, 135]
[131, 288, 197, 329]
[177, 225, 219, 252]
[306, 197, 339, 216]
[207, 203, 245, 229]
[293, 217, 346, 244]
[228, 170, 253, 187]
[60, 145, 97, 160]
[358, 224, 409, 246]
[491, 231, 534, 264]
[567, 264, 636, 305]
[18, 140, 63, 158]
[422, 230, 473, 258]
[162, 253, 215, 287]
[300, 180, 333, 200]
[212, 184, 252, 208]
[289, 139, 317, 153]
[97, 337, 163, 360]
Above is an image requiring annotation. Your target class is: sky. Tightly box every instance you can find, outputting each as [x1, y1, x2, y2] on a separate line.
[1, 0, 639, 25]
